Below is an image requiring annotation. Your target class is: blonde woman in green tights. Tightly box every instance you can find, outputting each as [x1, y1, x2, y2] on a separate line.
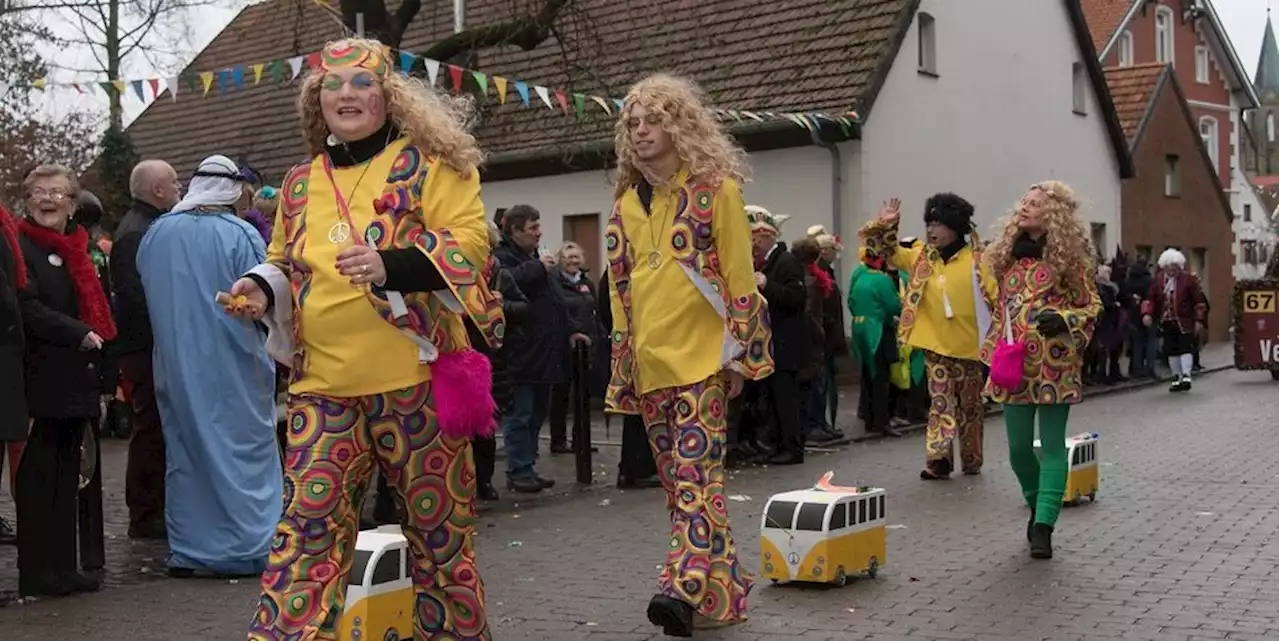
[980, 181, 1100, 559]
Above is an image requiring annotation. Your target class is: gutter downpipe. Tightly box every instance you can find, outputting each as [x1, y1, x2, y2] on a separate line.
[808, 123, 844, 283]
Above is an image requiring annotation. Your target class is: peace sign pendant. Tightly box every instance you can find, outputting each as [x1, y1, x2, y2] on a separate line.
[328, 222, 351, 245]
[647, 251, 662, 270]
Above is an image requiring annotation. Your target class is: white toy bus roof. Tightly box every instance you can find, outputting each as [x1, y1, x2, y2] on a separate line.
[768, 487, 885, 504]
[355, 526, 407, 551]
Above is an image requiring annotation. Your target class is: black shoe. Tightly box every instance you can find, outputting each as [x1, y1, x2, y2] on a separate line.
[19, 573, 76, 598]
[882, 424, 904, 438]
[549, 441, 573, 454]
[735, 441, 760, 458]
[536, 476, 555, 489]
[767, 451, 804, 466]
[63, 572, 101, 593]
[0, 516, 15, 545]
[617, 474, 663, 489]
[507, 477, 543, 494]
[646, 594, 694, 638]
[805, 432, 834, 447]
[477, 482, 499, 501]
[1030, 523, 1054, 559]
[167, 567, 195, 579]
[128, 519, 167, 540]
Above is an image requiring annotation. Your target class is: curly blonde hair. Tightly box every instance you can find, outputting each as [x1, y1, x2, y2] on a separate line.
[298, 38, 485, 176]
[612, 73, 749, 198]
[985, 180, 1094, 279]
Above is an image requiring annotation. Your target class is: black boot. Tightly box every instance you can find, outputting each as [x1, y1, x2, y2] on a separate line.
[1030, 523, 1054, 559]
[476, 482, 499, 501]
[507, 477, 543, 494]
[646, 594, 694, 637]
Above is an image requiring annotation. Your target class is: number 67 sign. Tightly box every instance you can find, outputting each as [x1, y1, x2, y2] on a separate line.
[1233, 281, 1280, 375]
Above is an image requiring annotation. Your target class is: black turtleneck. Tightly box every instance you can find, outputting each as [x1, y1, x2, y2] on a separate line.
[1012, 233, 1046, 260]
[936, 237, 967, 262]
[326, 122, 399, 167]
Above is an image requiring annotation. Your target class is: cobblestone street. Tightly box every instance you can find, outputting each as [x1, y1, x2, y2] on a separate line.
[0, 366, 1276, 640]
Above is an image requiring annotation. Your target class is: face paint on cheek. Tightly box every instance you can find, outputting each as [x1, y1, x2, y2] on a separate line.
[366, 93, 386, 121]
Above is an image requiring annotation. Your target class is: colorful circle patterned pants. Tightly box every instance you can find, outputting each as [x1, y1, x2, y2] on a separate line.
[248, 383, 489, 640]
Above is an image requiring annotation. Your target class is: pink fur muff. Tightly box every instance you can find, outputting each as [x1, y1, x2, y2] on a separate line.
[989, 340, 1026, 391]
[432, 348, 497, 439]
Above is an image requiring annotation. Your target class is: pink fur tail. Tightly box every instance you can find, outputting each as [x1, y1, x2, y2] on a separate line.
[432, 349, 497, 439]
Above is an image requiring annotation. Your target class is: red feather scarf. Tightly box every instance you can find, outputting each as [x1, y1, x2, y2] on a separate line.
[0, 206, 27, 290]
[807, 263, 834, 299]
[18, 218, 117, 340]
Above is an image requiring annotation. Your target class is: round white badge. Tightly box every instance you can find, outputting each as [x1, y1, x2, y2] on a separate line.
[48, 254, 63, 267]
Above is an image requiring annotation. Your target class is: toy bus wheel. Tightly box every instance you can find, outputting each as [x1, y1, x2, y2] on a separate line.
[866, 557, 879, 579]
[383, 629, 399, 641]
[1271, 369, 1278, 381]
[1088, 490, 1096, 502]
[833, 567, 847, 587]
[1072, 490, 1081, 504]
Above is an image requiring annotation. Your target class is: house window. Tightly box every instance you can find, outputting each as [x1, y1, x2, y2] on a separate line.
[1155, 5, 1175, 65]
[1117, 30, 1134, 67]
[1072, 62, 1087, 115]
[1199, 117, 1219, 174]
[1090, 223, 1107, 254]
[1269, 113, 1276, 143]
[1245, 203, 1253, 222]
[1164, 154, 1181, 197]
[1195, 45, 1209, 83]
[1243, 240, 1259, 265]
[918, 12, 937, 75]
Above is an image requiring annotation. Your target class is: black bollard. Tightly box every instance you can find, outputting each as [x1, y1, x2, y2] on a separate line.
[572, 341, 593, 485]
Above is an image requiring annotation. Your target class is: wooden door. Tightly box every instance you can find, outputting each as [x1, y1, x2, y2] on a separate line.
[564, 213, 602, 278]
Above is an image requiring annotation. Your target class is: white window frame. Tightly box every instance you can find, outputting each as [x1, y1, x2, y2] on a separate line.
[1164, 154, 1181, 197]
[917, 12, 937, 76]
[1268, 113, 1276, 143]
[1071, 62, 1087, 115]
[1194, 45, 1209, 84]
[1117, 30, 1134, 67]
[1199, 116, 1219, 174]
[1155, 5, 1175, 65]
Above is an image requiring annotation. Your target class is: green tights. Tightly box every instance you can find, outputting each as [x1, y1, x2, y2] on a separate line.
[1004, 403, 1070, 527]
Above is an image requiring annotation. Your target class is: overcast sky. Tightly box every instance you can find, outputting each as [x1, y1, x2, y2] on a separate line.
[35, 0, 1280, 126]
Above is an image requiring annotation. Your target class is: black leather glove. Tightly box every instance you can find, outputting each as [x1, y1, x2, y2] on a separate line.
[1035, 310, 1070, 338]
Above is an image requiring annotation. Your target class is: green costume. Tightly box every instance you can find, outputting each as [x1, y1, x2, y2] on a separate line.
[846, 264, 900, 376]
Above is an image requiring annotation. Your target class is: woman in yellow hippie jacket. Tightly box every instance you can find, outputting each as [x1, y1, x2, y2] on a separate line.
[859, 194, 996, 480]
[606, 73, 773, 638]
[226, 38, 502, 640]
[980, 181, 1099, 560]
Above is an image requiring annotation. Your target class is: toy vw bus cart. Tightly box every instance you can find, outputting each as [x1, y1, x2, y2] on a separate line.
[760, 472, 886, 587]
[339, 525, 415, 641]
[1033, 432, 1099, 506]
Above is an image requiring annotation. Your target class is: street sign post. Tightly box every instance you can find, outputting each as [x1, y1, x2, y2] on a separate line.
[1231, 277, 1279, 379]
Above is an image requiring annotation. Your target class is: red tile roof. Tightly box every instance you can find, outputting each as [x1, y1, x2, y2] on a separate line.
[1103, 63, 1167, 145]
[1079, 0, 1138, 55]
[112, 0, 917, 184]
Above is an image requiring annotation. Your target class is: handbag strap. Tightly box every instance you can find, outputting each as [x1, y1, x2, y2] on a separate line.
[1003, 293, 1023, 343]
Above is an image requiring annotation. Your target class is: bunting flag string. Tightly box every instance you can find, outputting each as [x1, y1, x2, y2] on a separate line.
[16, 45, 861, 133]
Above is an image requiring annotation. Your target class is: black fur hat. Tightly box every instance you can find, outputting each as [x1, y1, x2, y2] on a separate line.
[922, 193, 975, 236]
[76, 191, 104, 228]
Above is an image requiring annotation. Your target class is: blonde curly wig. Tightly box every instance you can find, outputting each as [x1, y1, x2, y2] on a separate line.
[985, 180, 1095, 279]
[612, 73, 749, 198]
[298, 38, 485, 176]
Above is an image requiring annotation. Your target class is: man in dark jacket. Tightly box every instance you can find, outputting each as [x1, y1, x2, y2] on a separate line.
[1123, 261, 1155, 378]
[747, 206, 808, 465]
[494, 205, 569, 493]
[109, 159, 180, 539]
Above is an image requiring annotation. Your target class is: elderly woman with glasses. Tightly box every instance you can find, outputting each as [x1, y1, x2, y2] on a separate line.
[14, 164, 115, 597]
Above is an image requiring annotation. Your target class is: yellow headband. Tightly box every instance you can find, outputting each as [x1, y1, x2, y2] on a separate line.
[320, 40, 392, 79]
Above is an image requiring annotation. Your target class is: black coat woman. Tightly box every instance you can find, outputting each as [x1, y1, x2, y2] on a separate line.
[0, 203, 28, 548]
[15, 165, 116, 597]
[547, 241, 600, 455]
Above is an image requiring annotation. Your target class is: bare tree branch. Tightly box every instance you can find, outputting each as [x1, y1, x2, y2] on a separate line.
[422, 0, 573, 62]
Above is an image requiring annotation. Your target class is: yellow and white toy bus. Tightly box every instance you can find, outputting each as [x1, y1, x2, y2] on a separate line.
[1033, 432, 1099, 506]
[339, 525, 414, 641]
[760, 472, 886, 586]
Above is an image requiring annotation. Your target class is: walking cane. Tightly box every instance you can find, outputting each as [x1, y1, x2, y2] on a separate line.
[572, 341, 593, 485]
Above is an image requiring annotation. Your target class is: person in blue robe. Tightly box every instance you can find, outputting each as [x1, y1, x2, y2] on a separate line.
[137, 155, 281, 577]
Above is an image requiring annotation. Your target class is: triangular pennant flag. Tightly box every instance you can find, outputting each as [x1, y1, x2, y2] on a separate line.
[200, 72, 214, 96]
[112, 79, 126, 95]
[493, 76, 508, 104]
[613, 98, 624, 111]
[532, 85, 552, 109]
[589, 95, 612, 115]
[471, 71, 488, 96]
[399, 51, 415, 75]
[183, 73, 198, 92]
[729, 110, 743, 123]
[306, 52, 321, 70]
[217, 69, 232, 92]
[741, 111, 762, 121]
[803, 114, 823, 131]
[147, 78, 160, 98]
[32, 78, 47, 90]
[447, 65, 463, 94]
[252, 63, 265, 85]
[131, 79, 146, 102]
[572, 93, 585, 119]
[99, 81, 113, 94]
[424, 59, 440, 86]
[232, 65, 245, 88]
[169, 77, 181, 101]
[553, 89, 569, 114]
[287, 56, 305, 80]
[514, 80, 530, 106]
[268, 60, 284, 83]
[784, 113, 812, 131]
